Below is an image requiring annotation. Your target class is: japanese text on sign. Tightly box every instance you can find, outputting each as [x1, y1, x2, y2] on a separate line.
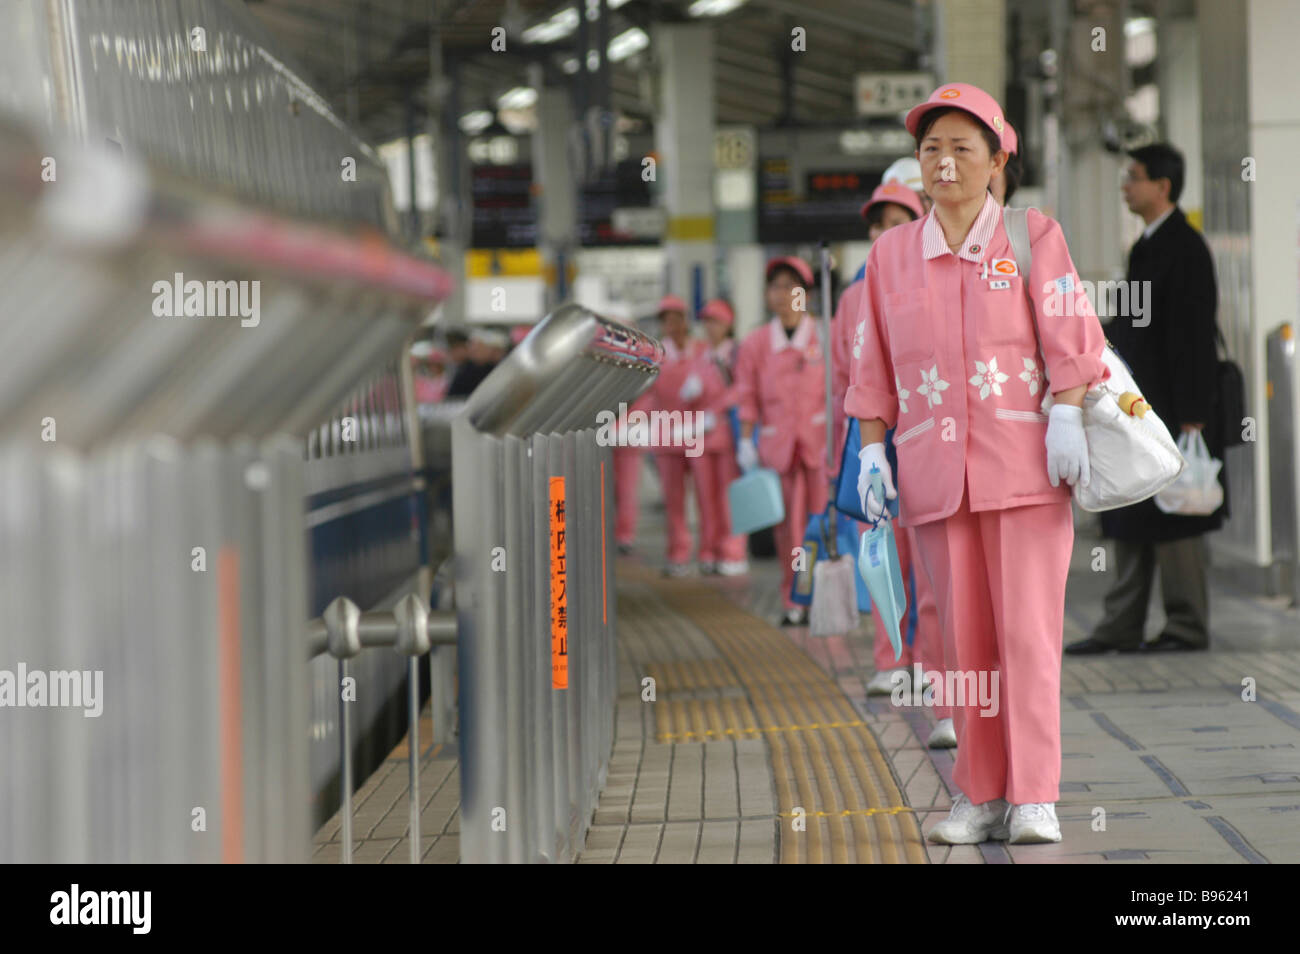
[549, 476, 568, 689]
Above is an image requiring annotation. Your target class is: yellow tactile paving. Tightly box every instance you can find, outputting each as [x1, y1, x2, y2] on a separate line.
[628, 564, 928, 864]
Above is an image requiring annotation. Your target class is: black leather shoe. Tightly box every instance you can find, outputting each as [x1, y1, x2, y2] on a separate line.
[1064, 637, 1132, 655]
[1139, 634, 1204, 652]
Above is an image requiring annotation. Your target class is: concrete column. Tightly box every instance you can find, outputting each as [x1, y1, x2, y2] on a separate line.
[1228, 0, 1300, 574]
[1156, 17, 1203, 224]
[1057, 1, 1127, 284]
[932, 0, 1006, 95]
[531, 72, 578, 312]
[654, 24, 715, 305]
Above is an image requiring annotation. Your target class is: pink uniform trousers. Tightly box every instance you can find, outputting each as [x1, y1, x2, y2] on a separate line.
[871, 523, 950, 720]
[776, 459, 828, 610]
[912, 482, 1073, 805]
[655, 453, 693, 564]
[693, 452, 747, 564]
[613, 445, 643, 547]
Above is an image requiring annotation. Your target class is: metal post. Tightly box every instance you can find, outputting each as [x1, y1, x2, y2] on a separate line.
[408, 655, 420, 863]
[339, 657, 353, 864]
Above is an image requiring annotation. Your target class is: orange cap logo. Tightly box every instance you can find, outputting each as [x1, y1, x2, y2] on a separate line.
[939, 88, 961, 99]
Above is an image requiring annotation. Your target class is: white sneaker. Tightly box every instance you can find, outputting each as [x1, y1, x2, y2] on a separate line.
[927, 794, 1010, 844]
[717, 560, 749, 576]
[866, 667, 909, 696]
[698, 560, 719, 575]
[1007, 802, 1062, 844]
[662, 562, 692, 578]
[926, 717, 957, 749]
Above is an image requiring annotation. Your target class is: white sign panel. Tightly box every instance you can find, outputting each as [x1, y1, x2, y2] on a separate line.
[854, 72, 934, 117]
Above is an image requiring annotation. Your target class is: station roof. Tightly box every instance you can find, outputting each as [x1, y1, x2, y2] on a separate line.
[246, 0, 923, 143]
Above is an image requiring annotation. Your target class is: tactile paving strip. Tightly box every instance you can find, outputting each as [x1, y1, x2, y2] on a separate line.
[629, 564, 929, 863]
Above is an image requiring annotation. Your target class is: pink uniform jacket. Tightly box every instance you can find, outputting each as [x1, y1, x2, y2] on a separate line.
[734, 314, 829, 474]
[700, 338, 738, 457]
[649, 336, 720, 455]
[845, 195, 1108, 527]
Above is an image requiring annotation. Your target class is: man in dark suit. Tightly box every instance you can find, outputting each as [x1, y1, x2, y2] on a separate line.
[1066, 143, 1227, 654]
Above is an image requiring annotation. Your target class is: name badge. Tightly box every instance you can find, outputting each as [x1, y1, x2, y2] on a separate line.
[989, 279, 1011, 290]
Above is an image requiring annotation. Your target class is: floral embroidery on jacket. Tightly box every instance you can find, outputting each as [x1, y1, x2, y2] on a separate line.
[916, 365, 949, 409]
[969, 356, 1010, 399]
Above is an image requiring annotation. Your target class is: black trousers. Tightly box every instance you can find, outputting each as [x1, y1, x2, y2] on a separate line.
[1091, 536, 1210, 649]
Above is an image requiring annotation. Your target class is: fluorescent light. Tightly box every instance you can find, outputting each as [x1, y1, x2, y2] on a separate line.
[523, 8, 579, 44]
[688, 0, 746, 17]
[1124, 16, 1155, 38]
[497, 86, 538, 110]
[458, 110, 493, 135]
[607, 27, 649, 62]
[587, 49, 601, 71]
[561, 57, 580, 74]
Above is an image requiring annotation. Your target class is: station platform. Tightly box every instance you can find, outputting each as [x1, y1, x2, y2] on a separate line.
[315, 488, 1300, 864]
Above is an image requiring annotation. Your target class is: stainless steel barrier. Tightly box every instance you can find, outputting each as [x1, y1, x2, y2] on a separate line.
[1267, 324, 1299, 605]
[0, 82, 450, 859]
[454, 304, 662, 864]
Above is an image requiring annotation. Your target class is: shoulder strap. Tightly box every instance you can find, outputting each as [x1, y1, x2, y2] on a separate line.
[1002, 206, 1043, 361]
[1003, 205, 1032, 277]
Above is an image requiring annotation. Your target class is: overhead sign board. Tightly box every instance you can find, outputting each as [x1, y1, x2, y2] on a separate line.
[854, 72, 934, 117]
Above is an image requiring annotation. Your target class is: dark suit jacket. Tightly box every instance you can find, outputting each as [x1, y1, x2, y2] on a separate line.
[1100, 207, 1227, 542]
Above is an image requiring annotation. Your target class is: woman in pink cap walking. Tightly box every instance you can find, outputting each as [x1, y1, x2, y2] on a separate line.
[847, 83, 1108, 845]
[695, 298, 749, 575]
[733, 256, 829, 626]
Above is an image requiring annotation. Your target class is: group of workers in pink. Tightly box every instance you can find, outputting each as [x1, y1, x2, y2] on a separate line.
[615, 82, 1104, 847]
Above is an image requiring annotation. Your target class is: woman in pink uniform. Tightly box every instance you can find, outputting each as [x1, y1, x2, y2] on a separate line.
[649, 294, 714, 576]
[695, 299, 749, 575]
[614, 298, 683, 555]
[734, 257, 828, 626]
[847, 83, 1106, 845]
[831, 183, 956, 748]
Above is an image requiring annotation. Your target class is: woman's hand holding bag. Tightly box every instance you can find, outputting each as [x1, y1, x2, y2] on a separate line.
[856, 442, 896, 521]
[1045, 404, 1091, 488]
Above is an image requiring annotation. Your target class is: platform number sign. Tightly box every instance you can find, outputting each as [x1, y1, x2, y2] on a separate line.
[855, 72, 933, 117]
[549, 476, 569, 689]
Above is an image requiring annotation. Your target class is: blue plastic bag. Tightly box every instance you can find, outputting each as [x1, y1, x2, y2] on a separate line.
[728, 466, 785, 535]
[835, 419, 900, 522]
[857, 468, 908, 660]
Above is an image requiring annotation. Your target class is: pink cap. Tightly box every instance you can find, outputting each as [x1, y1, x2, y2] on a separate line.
[859, 182, 925, 221]
[698, 299, 735, 327]
[657, 294, 688, 316]
[510, 324, 531, 345]
[764, 255, 813, 288]
[905, 82, 1009, 152]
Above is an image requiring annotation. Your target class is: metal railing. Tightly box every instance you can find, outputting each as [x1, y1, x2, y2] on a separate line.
[453, 304, 662, 863]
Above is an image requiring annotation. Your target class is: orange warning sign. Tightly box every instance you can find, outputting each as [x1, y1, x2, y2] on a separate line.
[549, 476, 568, 689]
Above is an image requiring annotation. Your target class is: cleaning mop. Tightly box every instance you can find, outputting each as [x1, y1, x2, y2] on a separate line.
[809, 244, 861, 637]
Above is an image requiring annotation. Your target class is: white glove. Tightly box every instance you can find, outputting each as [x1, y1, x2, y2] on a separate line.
[737, 438, 759, 473]
[678, 373, 703, 403]
[856, 442, 897, 521]
[1045, 403, 1090, 488]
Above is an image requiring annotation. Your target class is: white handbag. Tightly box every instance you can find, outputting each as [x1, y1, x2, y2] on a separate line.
[1003, 207, 1186, 512]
